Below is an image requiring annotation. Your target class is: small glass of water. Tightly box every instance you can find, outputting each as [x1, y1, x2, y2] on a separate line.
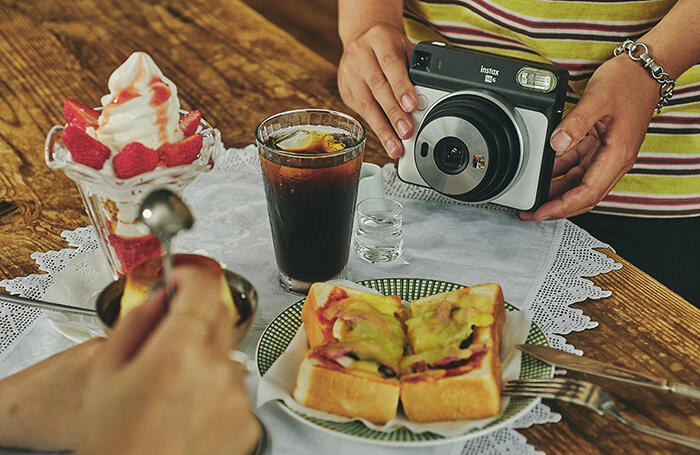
[354, 197, 403, 263]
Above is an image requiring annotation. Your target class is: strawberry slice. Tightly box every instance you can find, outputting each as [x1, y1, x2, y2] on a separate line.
[158, 133, 203, 167]
[63, 99, 100, 129]
[62, 125, 110, 170]
[179, 110, 202, 137]
[113, 142, 159, 179]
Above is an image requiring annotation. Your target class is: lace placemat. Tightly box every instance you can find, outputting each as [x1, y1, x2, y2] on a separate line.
[0, 145, 621, 455]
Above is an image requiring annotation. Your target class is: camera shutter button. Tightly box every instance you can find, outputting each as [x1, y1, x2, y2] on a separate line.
[416, 94, 429, 111]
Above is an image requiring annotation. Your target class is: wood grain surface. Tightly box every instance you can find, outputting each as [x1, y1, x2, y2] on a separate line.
[0, 1, 698, 454]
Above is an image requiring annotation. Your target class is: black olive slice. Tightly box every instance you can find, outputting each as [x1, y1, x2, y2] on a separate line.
[459, 325, 476, 349]
[378, 365, 397, 378]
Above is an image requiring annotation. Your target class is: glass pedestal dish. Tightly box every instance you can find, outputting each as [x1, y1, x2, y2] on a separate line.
[45, 114, 221, 279]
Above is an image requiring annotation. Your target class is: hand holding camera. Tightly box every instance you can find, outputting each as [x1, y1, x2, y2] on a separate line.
[520, 54, 660, 221]
[337, 2, 417, 159]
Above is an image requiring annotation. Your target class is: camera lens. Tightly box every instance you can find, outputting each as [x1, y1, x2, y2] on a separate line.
[413, 92, 524, 202]
[434, 137, 468, 174]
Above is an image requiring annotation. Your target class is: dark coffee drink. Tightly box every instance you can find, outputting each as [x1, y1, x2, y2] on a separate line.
[260, 125, 363, 289]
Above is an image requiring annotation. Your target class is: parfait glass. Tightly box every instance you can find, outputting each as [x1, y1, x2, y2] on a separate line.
[45, 112, 221, 279]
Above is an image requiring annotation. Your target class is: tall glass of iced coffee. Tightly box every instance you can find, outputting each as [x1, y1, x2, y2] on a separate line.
[256, 109, 366, 293]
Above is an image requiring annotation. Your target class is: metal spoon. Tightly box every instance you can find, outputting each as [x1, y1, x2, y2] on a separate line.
[137, 189, 194, 301]
[0, 293, 97, 316]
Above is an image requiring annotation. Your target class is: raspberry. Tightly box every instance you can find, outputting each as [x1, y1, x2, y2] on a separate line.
[113, 142, 159, 179]
[62, 125, 110, 170]
[179, 110, 202, 137]
[63, 99, 100, 129]
[158, 133, 203, 167]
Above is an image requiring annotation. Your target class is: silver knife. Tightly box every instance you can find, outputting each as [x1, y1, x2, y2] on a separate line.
[517, 344, 700, 400]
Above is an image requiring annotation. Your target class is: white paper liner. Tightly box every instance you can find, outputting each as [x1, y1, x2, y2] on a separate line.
[256, 296, 532, 437]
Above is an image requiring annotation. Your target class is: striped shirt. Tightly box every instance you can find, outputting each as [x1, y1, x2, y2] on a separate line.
[403, 0, 700, 217]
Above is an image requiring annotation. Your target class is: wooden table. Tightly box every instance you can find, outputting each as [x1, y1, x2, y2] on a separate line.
[0, 1, 698, 454]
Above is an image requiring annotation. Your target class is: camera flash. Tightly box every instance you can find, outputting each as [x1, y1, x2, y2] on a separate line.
[516, 68, 557, 92]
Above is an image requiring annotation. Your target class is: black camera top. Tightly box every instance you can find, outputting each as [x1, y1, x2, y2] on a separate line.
[409, 41, 569, 114]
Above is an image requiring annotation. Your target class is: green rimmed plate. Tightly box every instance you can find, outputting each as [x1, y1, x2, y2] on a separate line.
[256, 278, 553, 446]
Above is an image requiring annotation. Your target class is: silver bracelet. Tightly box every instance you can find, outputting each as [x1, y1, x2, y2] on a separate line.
[613, 39, 676, 113]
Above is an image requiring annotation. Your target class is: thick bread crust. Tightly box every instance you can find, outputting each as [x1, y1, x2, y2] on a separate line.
[486, 285, 505, 396]
[293, 353, 399, 424]
[400, 349, 501, 421]
[301, 282, 403, 348]
[301, 282, 345, 347]
[472, 283, 505, 350]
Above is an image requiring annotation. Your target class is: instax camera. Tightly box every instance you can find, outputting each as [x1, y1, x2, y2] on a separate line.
[398, 42, 568, 211]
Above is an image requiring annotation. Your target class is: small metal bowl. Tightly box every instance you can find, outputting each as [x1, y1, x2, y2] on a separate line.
[95, 269, 258, 346]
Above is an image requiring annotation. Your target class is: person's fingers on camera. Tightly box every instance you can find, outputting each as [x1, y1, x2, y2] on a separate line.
[548, 165, 586, 199]
[338, 63, 404, 158]
[374, 38, 417, 114]
[360, 51, 414, 142]
[552, 148, 581, 178]
[551, 131, 601, 177]
[101, 293, 167, 369]
[518, 169, 581, 220]
[532, 144, 631, 220]
[550, 92, 607, 155]
[354, 82, 404, 158]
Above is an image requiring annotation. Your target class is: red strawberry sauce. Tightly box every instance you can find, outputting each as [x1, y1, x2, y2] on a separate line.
[149, 77, 172, 145]
[110, 88, 139, 106]
[108, 233, 162, 274]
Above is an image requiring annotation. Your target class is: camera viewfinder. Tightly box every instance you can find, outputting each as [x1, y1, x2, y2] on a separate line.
[412, 51, 432, 71]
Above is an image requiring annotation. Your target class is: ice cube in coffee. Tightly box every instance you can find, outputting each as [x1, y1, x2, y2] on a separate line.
[268, 126, 356, 154]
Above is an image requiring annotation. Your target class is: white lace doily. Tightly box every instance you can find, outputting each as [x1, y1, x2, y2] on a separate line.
[0, 145, 621, 455]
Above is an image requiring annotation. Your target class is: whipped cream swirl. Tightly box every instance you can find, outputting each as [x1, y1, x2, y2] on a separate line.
[96, 52, 183, 152]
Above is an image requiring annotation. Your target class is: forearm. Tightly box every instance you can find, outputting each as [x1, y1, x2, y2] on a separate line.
[636, 0, 700, 79]
[338, 0, 404, 45]
[0, 340, 102, 451]
[0, 364, 74, 450]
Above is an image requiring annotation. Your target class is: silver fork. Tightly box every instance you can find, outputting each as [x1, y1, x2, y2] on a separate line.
[503, 377, 700, 450]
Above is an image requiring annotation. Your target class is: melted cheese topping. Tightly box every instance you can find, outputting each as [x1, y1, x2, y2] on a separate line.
[406, 290, 494, 354]
[322, 297, 405, 361]
[399, 345, 485, 376]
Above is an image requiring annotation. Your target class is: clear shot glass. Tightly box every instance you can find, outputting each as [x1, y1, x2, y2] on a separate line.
[354, 197, 403, 263]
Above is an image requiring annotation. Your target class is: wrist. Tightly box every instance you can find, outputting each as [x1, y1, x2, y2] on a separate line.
[611, 53, 659, 93]
[612, 40, 677, 113]
[340, 21, 404, 47]
[338, 0, 404, 46]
